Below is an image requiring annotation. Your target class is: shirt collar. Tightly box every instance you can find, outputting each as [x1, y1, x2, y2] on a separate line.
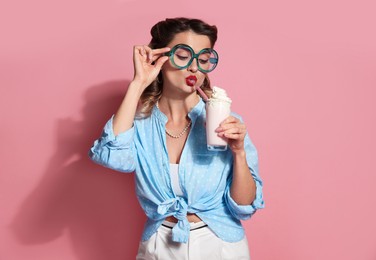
[152, 97, 205, 124]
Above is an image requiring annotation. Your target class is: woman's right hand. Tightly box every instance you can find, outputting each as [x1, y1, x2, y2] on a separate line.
[132, 45, 170, 90]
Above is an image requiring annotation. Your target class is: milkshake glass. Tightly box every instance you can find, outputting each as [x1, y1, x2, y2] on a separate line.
[206, 86, 232, 151]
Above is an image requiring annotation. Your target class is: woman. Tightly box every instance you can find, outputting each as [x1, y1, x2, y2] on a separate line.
[89, 17, 264, 259]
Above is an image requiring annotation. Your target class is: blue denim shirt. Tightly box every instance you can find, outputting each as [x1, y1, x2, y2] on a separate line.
[89, 98, 264, 243]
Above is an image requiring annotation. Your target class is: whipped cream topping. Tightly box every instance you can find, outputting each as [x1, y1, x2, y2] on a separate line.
[210, 86, 232, 103]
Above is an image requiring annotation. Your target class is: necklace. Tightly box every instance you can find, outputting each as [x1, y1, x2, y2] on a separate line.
[156, 101, 192, 139]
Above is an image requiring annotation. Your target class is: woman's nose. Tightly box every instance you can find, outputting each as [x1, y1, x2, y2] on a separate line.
[188, 58, 198, 72]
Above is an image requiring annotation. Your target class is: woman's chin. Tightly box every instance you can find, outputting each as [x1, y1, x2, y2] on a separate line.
[177, 84, 196, 93]
[163, 82, 197, 95]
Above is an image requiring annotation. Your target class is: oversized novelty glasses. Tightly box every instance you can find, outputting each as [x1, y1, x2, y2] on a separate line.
[164, 44, 219, 73]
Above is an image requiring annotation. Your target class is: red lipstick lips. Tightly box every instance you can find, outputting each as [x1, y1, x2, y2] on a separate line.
[185, 76, 197, 87]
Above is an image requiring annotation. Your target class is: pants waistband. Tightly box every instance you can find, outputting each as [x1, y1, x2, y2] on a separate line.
[161, 220, 208, 231]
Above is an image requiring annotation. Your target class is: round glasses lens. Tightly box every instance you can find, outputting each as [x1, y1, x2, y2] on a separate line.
[172, 46, 192, 68]
[198, 50, 218, 72]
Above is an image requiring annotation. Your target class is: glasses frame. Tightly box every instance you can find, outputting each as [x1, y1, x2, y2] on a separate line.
[164, 44, 219, 73]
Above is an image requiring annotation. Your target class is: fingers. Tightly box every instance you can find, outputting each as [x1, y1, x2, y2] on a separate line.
[150, 47, 171, 64]
[143, 45, 152, 61]
[152, 46, 171, 55]
[215, 116, 246, 139]
[220, 116, 238, 125]
[134, 45, 170, 64]
[154, 56, 169, 69]
[218, 128, 245, 139]
[217, 126, 245, 136]
[216, 116, 244, 132]
[135, 45, 152, 62]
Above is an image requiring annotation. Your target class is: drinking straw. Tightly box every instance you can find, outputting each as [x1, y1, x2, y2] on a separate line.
[195, 86, 209, 101]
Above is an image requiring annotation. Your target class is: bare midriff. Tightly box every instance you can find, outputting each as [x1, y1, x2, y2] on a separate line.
[165, 213, 202, 223]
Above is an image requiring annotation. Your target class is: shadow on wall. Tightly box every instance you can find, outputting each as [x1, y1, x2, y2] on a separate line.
[11, 80, 145, 260]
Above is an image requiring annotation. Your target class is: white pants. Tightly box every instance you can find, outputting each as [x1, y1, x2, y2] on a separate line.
[136, 221, 250, 260]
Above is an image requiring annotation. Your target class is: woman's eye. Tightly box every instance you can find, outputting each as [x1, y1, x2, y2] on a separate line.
[176, 54, 189, 60]
[199, 59, 209, 64]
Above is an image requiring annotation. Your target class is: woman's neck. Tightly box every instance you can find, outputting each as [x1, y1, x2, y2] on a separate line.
[158, 93, 200, 124]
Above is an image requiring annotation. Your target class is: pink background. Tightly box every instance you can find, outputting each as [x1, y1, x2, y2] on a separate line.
[1, 0, 375, 259]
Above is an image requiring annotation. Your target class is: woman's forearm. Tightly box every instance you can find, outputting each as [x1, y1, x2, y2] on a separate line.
[230, 150, 256, 205]
[112, 80, 146, 136]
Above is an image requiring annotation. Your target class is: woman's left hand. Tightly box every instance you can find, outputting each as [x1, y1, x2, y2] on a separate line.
[215, 116, 247, 155]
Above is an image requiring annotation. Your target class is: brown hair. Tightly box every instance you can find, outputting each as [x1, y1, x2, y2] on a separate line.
[137, 17, 218, 117]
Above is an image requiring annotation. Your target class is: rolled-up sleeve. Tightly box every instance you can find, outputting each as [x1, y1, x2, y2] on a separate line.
[89, 115, 136, 173]
[224, 131, 265, 220]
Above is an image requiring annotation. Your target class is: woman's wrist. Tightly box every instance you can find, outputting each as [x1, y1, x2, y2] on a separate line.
[128, 80, 148, 96]
[232, 149, 246, 159]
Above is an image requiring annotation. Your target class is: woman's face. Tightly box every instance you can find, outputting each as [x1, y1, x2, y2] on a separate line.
[161, 31, 212, 95]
